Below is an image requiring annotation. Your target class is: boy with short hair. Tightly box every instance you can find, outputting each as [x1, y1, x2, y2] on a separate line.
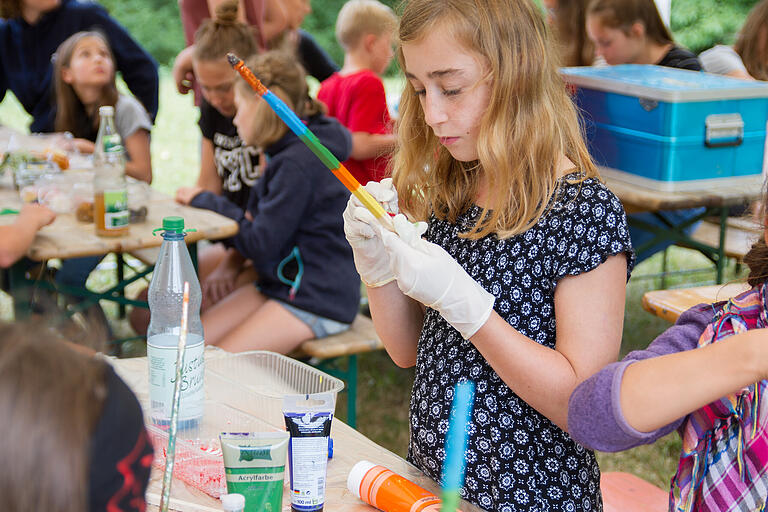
[317, 0, 397, 185]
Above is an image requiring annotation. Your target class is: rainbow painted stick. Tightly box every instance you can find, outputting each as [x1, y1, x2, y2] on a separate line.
[441, 381, 475, 512]
[227, 53, 393, 231]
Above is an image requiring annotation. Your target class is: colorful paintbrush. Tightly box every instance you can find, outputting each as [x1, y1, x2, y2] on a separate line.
[159, 281, 191, 512]
[227, 53, 393, 231]
[441, 381, 475, 512]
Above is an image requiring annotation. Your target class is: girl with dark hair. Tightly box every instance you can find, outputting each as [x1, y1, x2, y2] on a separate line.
[586, 0, 701, 70]
[570, 182, 768, 511]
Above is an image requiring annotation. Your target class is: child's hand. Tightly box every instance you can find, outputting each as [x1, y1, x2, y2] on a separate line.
[19, 203, 56, 229]
[175, 186, 203, 205]
[343, 179, 399, 287]
[203, 258, 241, 305]
[72, 138, 95, 154]
[381, 214, 495, 339]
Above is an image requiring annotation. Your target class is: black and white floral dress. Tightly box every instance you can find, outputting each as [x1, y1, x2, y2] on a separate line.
[407, 174, 634, 511]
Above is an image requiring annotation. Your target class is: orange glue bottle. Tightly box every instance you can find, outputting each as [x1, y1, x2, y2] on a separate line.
[347, 461, 442, 512]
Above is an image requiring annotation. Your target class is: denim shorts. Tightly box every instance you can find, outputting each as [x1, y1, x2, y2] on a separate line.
[278, 301, 351, 339]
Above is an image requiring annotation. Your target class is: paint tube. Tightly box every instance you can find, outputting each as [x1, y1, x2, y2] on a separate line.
[347, 461, 442, 512]
[219, 432, 290, 512]
[283, 393, 335, 512]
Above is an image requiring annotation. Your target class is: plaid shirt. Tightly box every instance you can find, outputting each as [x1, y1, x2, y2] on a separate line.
[671, 283, 768, 512]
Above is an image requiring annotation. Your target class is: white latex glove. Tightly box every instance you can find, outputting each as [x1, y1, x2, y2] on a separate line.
[342, 178, 400, 287]
[381, 214, 495, 339]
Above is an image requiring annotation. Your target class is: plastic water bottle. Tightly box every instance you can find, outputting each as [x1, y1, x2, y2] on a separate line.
[147, 216, 204, 427]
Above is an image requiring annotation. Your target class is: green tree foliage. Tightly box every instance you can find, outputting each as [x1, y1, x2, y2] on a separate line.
[672, 0, 759, 53]
[95, 0, 185, 66]
[91, 0, 759, 68]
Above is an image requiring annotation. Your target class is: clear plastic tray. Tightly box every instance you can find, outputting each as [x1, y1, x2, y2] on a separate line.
[206, 350, 345, 429]
[146, 399, 278, 498]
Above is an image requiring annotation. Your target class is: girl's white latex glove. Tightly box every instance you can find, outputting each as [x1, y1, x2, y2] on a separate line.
[381, 214, 495, 340]
[342, 178, 400, 287]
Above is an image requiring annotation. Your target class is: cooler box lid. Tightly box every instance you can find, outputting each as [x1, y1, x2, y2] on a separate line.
[562, 64, 768, 102]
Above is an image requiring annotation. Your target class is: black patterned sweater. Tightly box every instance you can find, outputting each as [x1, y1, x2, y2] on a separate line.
[408, 174, 635, 511]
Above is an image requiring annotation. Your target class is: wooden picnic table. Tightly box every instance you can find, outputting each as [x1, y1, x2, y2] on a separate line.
[0, 173, 237, 261]
[602, 172, 762, 283]
[110, 349, 485, 512]
[642, 282, 751, 323]
[0, 171, 238, 318]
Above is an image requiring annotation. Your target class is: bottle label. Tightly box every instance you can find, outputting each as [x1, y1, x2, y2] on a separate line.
[147, 335, 205, 423]
[102, 188, 129, 229]
[103, 133, 123, 154]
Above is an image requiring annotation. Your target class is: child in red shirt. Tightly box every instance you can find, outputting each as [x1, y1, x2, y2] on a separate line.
[317, 0, 397, 184]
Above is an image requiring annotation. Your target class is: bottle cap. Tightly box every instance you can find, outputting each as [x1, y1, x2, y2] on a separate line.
[220, 493, 246, 511]
[162, 216, 185, 232]
[98, 105, 115, 116]
[347, 460, 377, 499]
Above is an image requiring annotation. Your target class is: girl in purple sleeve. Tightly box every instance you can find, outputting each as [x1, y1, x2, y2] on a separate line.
[569, 183, 768, 511]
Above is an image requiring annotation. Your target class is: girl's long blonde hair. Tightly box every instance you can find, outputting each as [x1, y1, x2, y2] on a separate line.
[734, 0, 768, 81]
[393, 0, 597, 239]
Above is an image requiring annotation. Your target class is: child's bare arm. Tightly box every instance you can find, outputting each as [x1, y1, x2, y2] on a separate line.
[172, 45, 196, 95]
[470, 254, 628, 431]
[123, 129, 152, 183]
[350, 132, 396, 161]
[0, 204, 56, 268]
[367, 282, 424, 368]
[196, 138, 223, 194]
[619, 329, 767, 432]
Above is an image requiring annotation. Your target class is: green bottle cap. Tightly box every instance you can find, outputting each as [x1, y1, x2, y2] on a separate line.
[162, 216, 184, 232]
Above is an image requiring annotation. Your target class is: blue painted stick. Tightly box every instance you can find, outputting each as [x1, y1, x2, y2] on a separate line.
[441, 381, 475, 512]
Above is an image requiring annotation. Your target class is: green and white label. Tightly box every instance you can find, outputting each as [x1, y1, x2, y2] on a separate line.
[147, 334, 205, 422]
[103, 189, 129, 229]
[103, 134, 123, 154]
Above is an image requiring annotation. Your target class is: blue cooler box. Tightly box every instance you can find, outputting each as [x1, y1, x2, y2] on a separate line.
[561, 64, 768, 191]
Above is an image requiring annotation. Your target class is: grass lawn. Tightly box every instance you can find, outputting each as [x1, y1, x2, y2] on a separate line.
[0, 68, 749, 490]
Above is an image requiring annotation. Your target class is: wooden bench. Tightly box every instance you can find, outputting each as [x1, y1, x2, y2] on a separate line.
[128, 248, 384, 427]
[643, 282, 751, 323]
[601, 472, 667, 512]
[690, 216, 761, 261]
[291, 314, 383, 428]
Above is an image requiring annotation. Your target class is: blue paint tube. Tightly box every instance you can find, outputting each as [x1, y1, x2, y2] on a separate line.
[283, 393, 335, 512]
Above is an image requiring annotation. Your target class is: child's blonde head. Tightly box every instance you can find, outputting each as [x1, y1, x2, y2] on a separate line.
[235, 51, 326, 148]
[586, 0, 673, 46]
[336, 0, 398, 51]
[393, 0, 597, 239]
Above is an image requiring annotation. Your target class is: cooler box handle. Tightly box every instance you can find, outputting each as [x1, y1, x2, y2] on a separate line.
[705, 113, 743, 148]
